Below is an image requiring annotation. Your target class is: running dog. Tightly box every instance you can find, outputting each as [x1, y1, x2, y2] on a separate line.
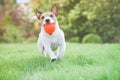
[36, 5, 66, 62]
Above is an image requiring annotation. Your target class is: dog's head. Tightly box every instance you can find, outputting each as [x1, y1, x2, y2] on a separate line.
[36, 5, 58, 26]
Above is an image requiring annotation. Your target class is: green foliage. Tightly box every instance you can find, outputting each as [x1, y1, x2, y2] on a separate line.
[0, 43, 120, 80]
[4, 11, 13, 24]
[82, 34, 102, 43]
[0, 0, 120, 43]
[67, 36, 79, 42]
[2, 25, 24, 43]
[66, 0, 120, 43]
[25, 36, 37, 43]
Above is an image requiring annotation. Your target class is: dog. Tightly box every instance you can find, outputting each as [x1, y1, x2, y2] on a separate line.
[36, 5, 66, 62]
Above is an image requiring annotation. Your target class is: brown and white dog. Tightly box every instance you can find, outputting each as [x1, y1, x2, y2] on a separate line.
[36, 5, 66, 62]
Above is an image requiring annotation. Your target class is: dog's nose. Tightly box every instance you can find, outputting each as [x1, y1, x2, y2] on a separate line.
[45, 19, 50, 23]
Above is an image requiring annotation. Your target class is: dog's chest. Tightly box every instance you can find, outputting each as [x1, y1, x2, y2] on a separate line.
[51, 42, 59, 50]
[49, 37, 59, 50]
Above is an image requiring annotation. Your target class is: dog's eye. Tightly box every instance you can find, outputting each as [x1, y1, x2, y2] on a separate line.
[41, 16, 44, 19]
[50, 14, 54, 17]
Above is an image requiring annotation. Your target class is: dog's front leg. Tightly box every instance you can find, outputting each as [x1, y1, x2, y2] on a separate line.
[57, 42, 66, 60]
[38, 41, 46, 57]
[44, 45, 57, 62]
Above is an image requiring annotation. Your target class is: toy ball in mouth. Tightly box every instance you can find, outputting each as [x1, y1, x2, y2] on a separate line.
[44, 23, 55, 34]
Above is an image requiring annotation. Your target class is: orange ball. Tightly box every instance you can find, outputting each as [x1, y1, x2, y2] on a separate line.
[44, 23, 55, 34]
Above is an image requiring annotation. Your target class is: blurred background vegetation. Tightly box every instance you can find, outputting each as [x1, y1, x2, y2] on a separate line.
[0, 0, 120, 43]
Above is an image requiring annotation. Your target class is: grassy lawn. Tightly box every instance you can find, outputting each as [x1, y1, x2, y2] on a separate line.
[0, 43, 120, 80]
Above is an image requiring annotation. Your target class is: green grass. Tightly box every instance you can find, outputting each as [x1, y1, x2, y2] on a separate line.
[0, 43, 120, 80]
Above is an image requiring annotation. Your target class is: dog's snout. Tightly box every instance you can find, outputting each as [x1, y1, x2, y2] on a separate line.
[45, 19, 50, 23]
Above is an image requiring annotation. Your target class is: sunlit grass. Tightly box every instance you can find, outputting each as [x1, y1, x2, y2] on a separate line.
[0, 43, 120, 80]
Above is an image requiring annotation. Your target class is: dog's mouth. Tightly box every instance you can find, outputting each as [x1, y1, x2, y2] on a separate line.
[44, 22, 55, 26]
[49, 33, 52, 35]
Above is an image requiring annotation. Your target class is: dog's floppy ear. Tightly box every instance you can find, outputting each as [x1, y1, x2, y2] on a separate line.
[36, 9, 42, 20]
[51, 4, 58, 16]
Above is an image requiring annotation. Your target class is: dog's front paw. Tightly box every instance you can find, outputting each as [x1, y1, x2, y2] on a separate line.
[57, 55, 63, 60]
[51, 58, 57, 62]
